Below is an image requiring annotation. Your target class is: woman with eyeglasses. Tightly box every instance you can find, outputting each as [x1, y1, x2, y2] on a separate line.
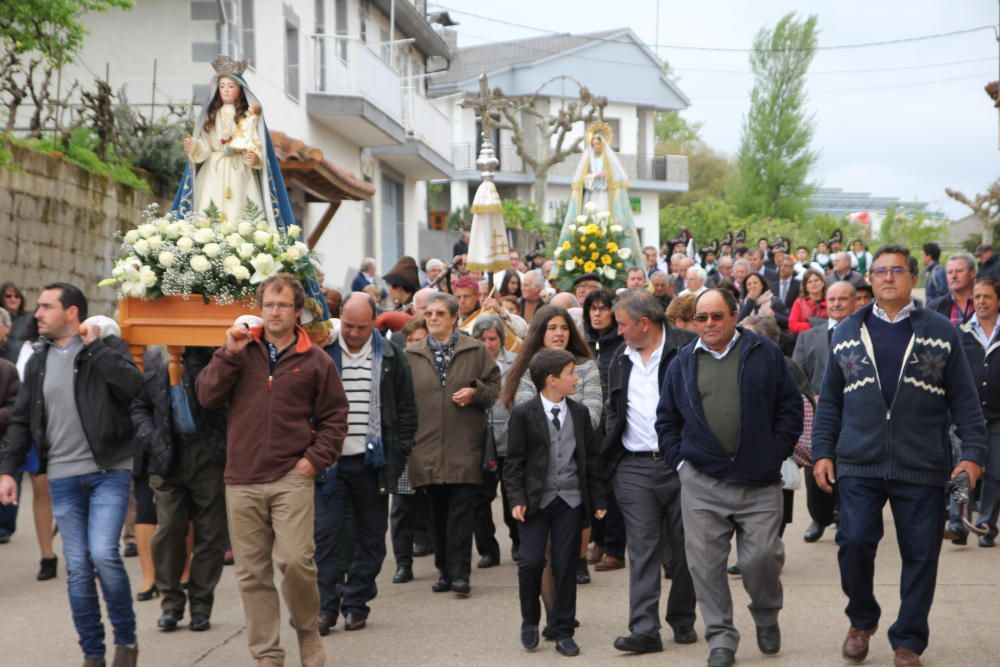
[1, 282, 32, 364]
[788, 269, 829, 333]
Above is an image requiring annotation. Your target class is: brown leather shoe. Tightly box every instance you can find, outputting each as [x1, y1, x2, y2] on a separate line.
[842, 626, 877, 662]
[110, 644, 138, 667]
[586, 543, 605, 564]
[594, 554, 625, 571]
[297, 629, 326, 667]
[894, 647, 922, 667]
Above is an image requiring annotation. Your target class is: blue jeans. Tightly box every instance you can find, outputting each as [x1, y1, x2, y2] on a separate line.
[314, 455, 389, 620]
[50, 470, 136, 659]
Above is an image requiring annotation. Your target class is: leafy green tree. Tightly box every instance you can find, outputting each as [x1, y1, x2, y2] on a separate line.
[731, 12, 819, 221]
[878, 208, 948, 251]
[1, 0, 133, 66]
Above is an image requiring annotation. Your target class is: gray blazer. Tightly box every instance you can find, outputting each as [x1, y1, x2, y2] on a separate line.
[791, 323, 831, 397]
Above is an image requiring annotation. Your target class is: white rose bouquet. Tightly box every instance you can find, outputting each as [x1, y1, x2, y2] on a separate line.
[101, 202, 319, 303]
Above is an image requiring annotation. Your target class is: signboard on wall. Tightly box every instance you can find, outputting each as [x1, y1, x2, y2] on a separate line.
[629, 196, 641, 214]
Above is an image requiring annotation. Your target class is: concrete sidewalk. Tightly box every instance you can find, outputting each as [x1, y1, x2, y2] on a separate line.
[1, 480, 998, 666]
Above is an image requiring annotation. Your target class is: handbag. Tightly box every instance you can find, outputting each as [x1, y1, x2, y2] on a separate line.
[481, 386, 498, 474]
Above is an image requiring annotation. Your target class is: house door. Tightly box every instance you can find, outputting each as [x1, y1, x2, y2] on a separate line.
[380, 174, 404, 268]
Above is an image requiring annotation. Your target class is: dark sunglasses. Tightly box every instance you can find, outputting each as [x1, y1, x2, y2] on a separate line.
[693, 311, 727, 323]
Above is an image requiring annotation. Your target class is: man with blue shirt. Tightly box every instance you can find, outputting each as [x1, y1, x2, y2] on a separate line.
[657, 288, 803, 667]
[812, 245, 987, 667]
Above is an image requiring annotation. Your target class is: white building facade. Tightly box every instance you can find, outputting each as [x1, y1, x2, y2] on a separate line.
[69, 0, 453, 289]
[428, 29, 690, 252]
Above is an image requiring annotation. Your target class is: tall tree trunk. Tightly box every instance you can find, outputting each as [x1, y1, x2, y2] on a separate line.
[531, 171, 548, 221]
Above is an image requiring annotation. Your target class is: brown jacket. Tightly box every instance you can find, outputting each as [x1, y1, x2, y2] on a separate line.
[196, 325, 348, 485]
[406, 333, 501, 486]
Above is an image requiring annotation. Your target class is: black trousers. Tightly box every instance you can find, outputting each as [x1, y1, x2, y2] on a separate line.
[390, 490, 433, 567]
[591, 488, 627, 559]
[426, 483, 479, 582]
[517, 498, 581, 639]
[805, 466, 838, 526]
[474, 467, 519, 558]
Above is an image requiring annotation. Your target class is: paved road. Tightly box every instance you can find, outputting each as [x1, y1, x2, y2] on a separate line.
[2, 481, 998, 666]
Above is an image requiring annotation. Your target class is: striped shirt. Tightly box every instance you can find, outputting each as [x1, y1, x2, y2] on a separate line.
[341, 336, 374, 456]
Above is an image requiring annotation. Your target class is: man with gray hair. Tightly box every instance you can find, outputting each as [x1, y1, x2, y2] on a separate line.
[520, 270, 547, 323]
[829, 252, 866, 288]
[672, 255, 693, 295]
[680, 266, 708, 297]
[928, 251, 976, 327]
[709, 257, 733, 288]
[424, 259, 446, 289]
[601, 290, 698, 654]
[351, 257, 380, 294]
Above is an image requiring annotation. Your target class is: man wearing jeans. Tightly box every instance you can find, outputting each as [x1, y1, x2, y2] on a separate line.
[197, 274, 348, 667]
[0, 283, 143, 667]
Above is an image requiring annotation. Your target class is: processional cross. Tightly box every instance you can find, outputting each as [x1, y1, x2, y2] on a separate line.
[461, 73, 500, 181]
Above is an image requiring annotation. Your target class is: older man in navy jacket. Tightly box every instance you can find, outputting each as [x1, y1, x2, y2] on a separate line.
[657, 288, 803, 667]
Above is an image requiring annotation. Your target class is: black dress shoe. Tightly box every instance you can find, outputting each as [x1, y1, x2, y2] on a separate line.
[555, 638, 580, 657]
[477, 553, 500, 569]
[317, 613, 336, 636]
[673, 625, 698, 644]
[756, 623, 781, 655]
[413, 543, 433, 558]
[37, 556, 58, 581]
[980, 534, 997, 547]
[511, 544, 521, 562]
[431, 576, 452, 593]
[136, 585, 159, 602]
[613, 633, 663, 654]
[803, 521, 825, 543]
[344, 612, 366, 631]
[452, 579, 471, 598]
[189, 614, 210, 632]
[707, 647, 736, 667]
[157, 610, 182, 632]
[575, 558, 590, 585]
[521, 625, 539, 650]
[392, 565, 413, 583]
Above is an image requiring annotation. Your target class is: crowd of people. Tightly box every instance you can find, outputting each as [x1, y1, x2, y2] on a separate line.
[0, 234, 997, 667]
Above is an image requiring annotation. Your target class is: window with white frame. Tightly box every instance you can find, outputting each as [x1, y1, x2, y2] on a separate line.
[240, 0, 256, 65]
[285, 18, 300, 99]
[335, 0, 348, 62]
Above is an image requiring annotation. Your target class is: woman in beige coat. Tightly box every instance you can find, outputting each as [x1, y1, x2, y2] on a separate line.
[405, 292, 501, 598]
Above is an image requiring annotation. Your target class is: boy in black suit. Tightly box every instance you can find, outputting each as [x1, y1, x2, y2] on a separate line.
[505, 349, 606, 657]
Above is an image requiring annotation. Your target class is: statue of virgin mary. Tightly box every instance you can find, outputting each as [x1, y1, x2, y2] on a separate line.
[554, 121, 643, 277]
[171, 55, 329, 321]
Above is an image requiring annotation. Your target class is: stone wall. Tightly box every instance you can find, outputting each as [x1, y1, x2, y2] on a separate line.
[0, 145, 167, 316]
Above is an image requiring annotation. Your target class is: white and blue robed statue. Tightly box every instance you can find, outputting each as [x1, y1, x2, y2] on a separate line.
[555, 121, 643, 274]
[172, 55, 329, 321]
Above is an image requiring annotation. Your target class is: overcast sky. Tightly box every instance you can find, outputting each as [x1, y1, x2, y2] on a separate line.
[429, 0, 998, 220]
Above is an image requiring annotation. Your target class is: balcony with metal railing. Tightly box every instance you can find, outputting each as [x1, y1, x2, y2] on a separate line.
[450, 142, 688, 190]
[306, 36, 407, 146]
[307, 35, 453, 177]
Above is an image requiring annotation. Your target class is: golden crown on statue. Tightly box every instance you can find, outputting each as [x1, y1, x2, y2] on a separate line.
[585, 120, 613, 147]
[211, 55, 249, 77]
